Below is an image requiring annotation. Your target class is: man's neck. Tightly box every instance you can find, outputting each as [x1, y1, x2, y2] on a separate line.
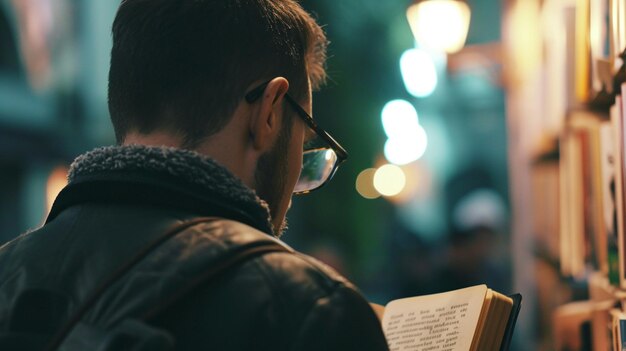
[123, 132, 183, 149]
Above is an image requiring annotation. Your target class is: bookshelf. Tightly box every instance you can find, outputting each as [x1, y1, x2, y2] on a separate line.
[504, 0, 626, 349]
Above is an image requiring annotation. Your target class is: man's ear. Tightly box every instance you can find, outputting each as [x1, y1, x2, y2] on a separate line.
[249, 77, 290, 152]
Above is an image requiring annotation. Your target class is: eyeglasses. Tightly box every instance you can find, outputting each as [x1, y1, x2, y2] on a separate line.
[245, 81, 348, 194]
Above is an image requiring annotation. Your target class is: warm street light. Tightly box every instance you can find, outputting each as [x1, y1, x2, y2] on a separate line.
[406, 0, 471, 54]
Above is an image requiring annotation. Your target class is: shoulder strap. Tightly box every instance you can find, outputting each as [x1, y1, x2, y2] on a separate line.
[45, 217, 288, 350]
[141, 240, 288, 322]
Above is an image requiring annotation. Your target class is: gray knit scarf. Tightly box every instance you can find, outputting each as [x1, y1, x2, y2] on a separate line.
[67, 145, 274, 236]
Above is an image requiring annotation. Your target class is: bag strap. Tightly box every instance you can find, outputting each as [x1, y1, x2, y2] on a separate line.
[60, 240, 289, 351]
[46, 217, 287, 350]
[140, 241, 288, 322]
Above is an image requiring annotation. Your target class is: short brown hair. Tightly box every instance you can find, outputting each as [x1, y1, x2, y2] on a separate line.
[108, 0, 328, 148]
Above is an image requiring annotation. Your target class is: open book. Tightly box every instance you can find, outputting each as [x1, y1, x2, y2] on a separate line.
[380, 285, 521, 351]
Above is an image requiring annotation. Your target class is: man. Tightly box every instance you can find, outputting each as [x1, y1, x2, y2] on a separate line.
[0, 0, 389, 350]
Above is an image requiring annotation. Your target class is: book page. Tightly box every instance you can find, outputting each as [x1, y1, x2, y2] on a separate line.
[382, 285, 487, 351]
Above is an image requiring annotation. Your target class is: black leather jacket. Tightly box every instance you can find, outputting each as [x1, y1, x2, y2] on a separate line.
[0, 145, 389, 350]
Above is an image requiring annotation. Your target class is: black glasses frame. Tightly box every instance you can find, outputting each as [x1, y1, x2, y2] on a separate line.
[244, 80, 348, 194]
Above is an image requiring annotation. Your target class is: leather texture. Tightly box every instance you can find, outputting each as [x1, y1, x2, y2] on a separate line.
[0, 146, 389, 351]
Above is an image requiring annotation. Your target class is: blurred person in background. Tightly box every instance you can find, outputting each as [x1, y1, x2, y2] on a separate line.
[436, 224, 508, 294]
[0, 0, 389, 350]
[436, 183, 510, 294]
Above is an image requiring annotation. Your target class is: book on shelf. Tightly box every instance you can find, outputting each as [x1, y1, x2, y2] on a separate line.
[553, 299, 614, 351]
[614, 92, 626, 289]
[591, 303, 613, 351]
[589, 0, 611, 93]
[610, 0, 626, 72]
[611, 309, 626, 351]
[599, 118, 620, 285]
[379, 284, 521, 351]
[559, 123, 584, 276]
[560, 110, 611, 277]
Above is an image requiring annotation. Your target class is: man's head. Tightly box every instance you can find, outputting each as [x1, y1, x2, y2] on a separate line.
[108, 0, 328, 235]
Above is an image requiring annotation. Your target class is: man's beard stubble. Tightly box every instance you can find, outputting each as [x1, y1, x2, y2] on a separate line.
[254, 120, 292, 237]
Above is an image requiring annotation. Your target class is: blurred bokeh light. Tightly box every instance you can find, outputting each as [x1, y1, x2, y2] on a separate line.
[380, 99, 428, 165]
[406, 0, 471, 53]
[399, 48, 438, 97]
[383, 127, 428, 165]
[373, 164, 406, 197]
[381, 99, 420, 140]
[45, 165, 67, 215]
[355, 168, 381, 199]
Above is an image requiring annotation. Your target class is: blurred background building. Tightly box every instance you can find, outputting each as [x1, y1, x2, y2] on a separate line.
[0, 0, 543, 349]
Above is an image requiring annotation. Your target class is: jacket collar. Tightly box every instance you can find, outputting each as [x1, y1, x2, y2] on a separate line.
[48, 145, 275, 236]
